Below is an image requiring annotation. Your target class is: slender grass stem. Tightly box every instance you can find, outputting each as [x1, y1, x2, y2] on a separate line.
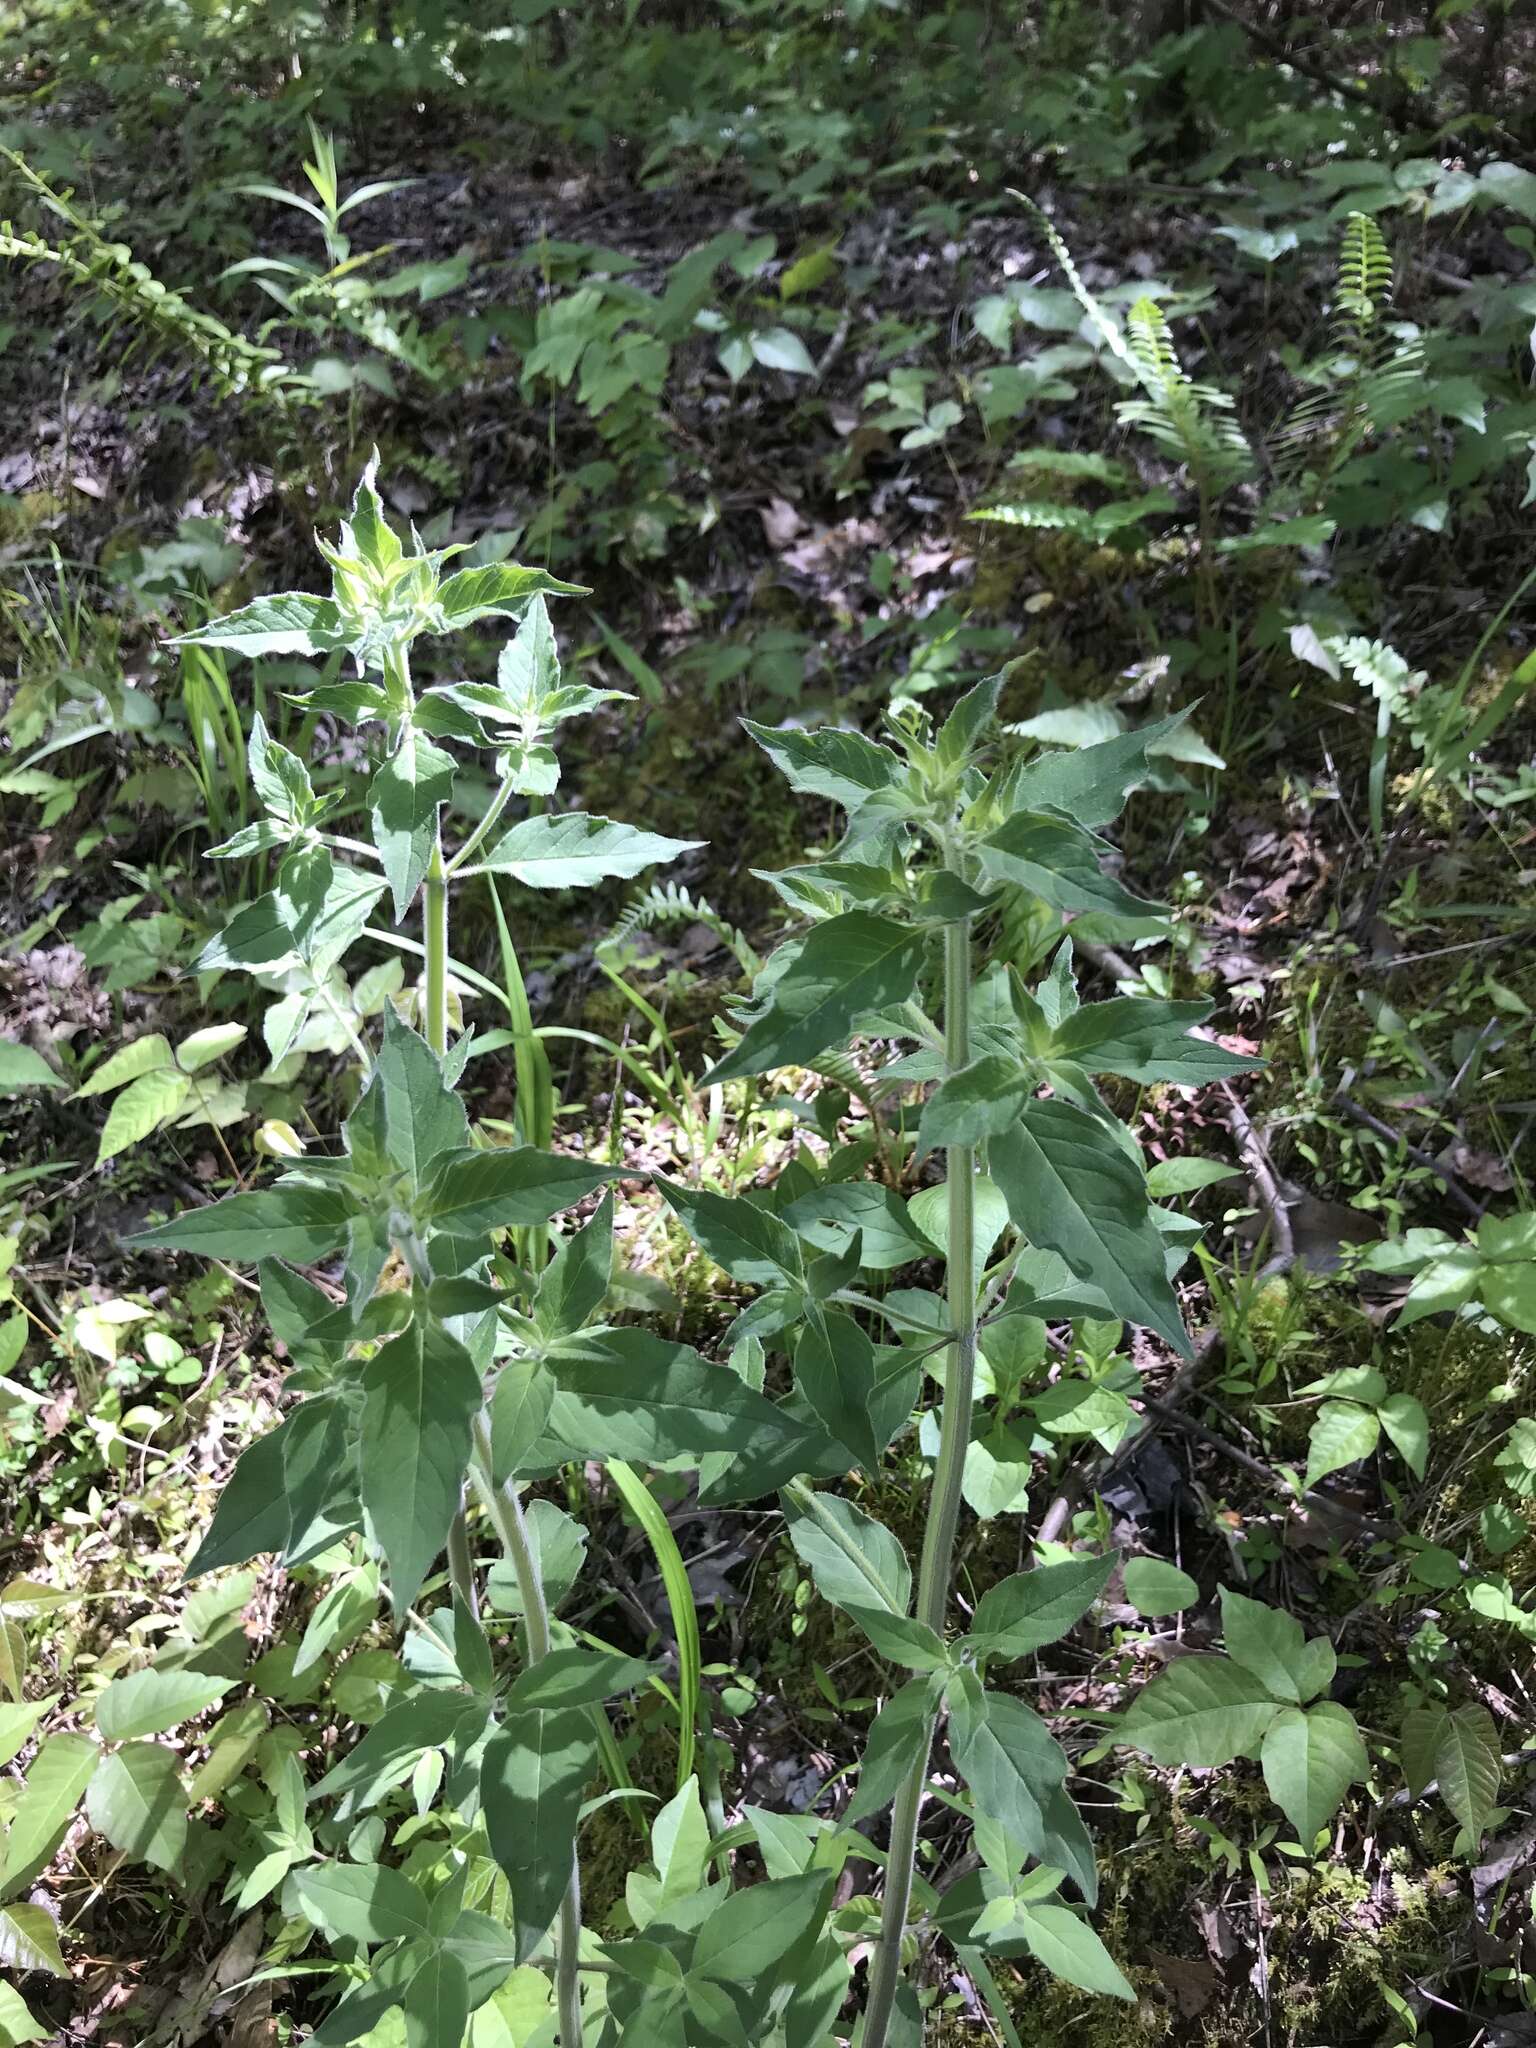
[860, 907, 976, 2048]
[470, 1415, 583, 2048]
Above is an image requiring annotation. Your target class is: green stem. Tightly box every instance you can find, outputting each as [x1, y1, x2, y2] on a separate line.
[445, 764, 518, 877]
[470, 1416, 583, 2048]
[424, 832, 450, 1057]
[860, 908, 976, 2048]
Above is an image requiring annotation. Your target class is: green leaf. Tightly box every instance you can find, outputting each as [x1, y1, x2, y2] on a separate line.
[991, 1100, 1189, 1356]
[793, 1311, 883, 1468]
[0, 1981, 46, 2045]
[1400, 1701, 1448, 1802]
[0, 1698, 57, 1772]
[248, 712, 315, 825]
[1051, 998, 1262, 1085]
[1121, 1559, 1198, 1618]
[180, 591, 347, 659]
[750, 326, 816, 374]
[1433, 1703, 1501, 1849]
[692, 1870, 832, 1982]
[1118, 1656, 1280, 1766]
[742, 720, 901, 812]
[423, 1147, 610, 1234]
[370, 728, 456, 919]
[289, 1860, 434, 1944]
[482, 1709, 594, 1961]
[780, 1182, 936, 1273]
[73, 1035, 174, 1098]
[311, 1688, 481, 1806]
[85, 1742, 187, 1870]
[434, 562, 588, 629]
[783, 1490, 911, 1616]
[369, 1009, 470, 1185]
[505, 1647, 650, 1711]
[845, 1675, 941, 1823]
[1377, 1393, 1428, 1477]
[979, 813, 1164, 923]
[1010, 1903, 1133, 2001]
[0, 1734, 97, 1894]
[961, 1554, 1115, 1661]
[403, 1948, 470, 2048]
[489, 1357, 557, 1484]
[176, 1023, 248, 1073]
[705, 911, 927, 1086]
[1304, 1401, 1380, 1490]
[1260, 1703, 1367, 1842]
[917, 1056, 1033, 1158]
[128, 1186, 356, 1264]
[534, 1191, 614, 1338]
[544, 1330, 813, 1487]
[94, 1668, 233, 1742]
[1143, 1156, 1240, 1198]
[658, 1181, 804, 1289]
[1218, 1588, 1306, 1704]
[478, 814, 700, 889]
[186, 1421, 294, 1576]
[948, 1682, 1069, 1853]
[844, 1608, 949, 1670]
[0, 1903, 65, 1977]
[0, 1042, 62, 1095]
[1005, 714, 1187, 828]
[97, 1069, 192, 1163]
[360, 1321, 482, 1613]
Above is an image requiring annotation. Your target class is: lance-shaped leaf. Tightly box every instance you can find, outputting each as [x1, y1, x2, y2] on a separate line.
[534, 1191, 613, 1339]
[95, 1668, 233, 1742]
[793, 1311, 884, 1469]
[978, 814, 1164, 922]
[477, 813, 700, 889]
[845, 1674, 943, 1823]
[948, 1678, 1069, 1854]
[176, 590, 348, 659]
[128, 1185, 357, 1264]
[780, 1182, 937, 1272]
[424, 1146, 610, 1234]
[359, 1321, 482, 1612]
[783, 1490, 911, 1616]
[991, 1099, 1190, 1356]
[1118, 1655, 1280, 1766]
[658, 1180, 805, 1290]
[960, 1553, 1115, 1662]
[481, 1708, 594, 1961]
[704, 911, 927, 1085]
[692, 1870, 834, 1984]
[917, 1054, 1033, 1157]
[1009, 1903, 1134, 2001]
[1004, 713, 1188, 828]
[186, 1419, 294, 1576]
[311, 1687, 483, 1805]
[1260, 1702, 1367, 1843]
[543, 1328, 814, 1479]
[742, 719, 903, 812]
[0, 1734, 97, 1894]
[504, 1646, 650, 1711]
[434, 562, 588, 629]
[369, 1009, 470, 1184]
[370, 727, 456, 919]
[1050, 996, 1263, 1084]
[403, 1949, 470, 2048]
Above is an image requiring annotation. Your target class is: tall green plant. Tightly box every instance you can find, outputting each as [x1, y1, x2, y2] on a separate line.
[114, 481, 1260, 2041]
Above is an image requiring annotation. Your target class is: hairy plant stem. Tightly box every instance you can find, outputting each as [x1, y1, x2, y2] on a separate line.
[469, 1415, 584, 2048]
[860, 906, 975, 2048]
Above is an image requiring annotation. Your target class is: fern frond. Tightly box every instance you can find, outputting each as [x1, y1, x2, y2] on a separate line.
[605, 881, 760, 978]
[1273, 211, 1419, 488]
[1, 148, 292, 404]
[1015, 193, 1252, 500]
